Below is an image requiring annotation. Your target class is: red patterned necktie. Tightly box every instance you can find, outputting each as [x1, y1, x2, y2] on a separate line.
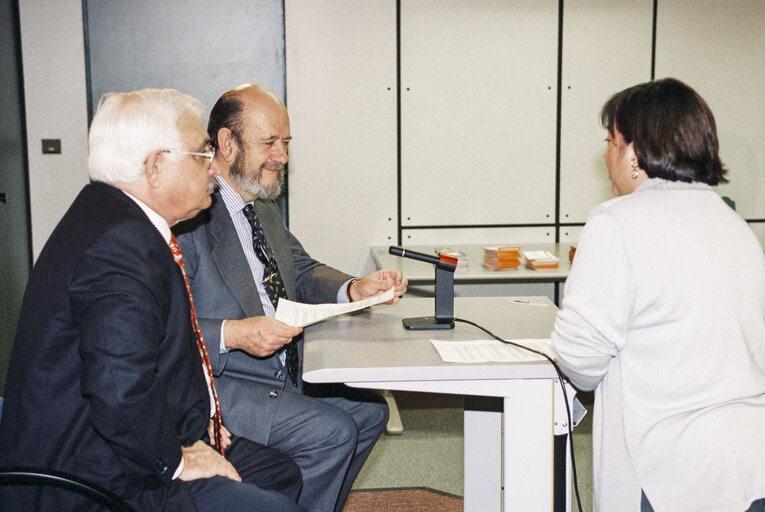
[168, 234, 225, 456]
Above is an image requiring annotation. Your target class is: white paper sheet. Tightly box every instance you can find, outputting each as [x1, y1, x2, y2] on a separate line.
[430, 338, 555, 363]
[274, 287, 395, 327]
[521, 249, 559, 262]
[510, 298, 552, 307]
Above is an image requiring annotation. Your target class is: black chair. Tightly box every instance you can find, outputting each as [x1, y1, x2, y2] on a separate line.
[0, 466, 136, 512]
[0, 398, 134, 512]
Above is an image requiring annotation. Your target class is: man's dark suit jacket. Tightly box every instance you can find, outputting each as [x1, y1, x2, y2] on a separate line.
[0, 182, 210, 511]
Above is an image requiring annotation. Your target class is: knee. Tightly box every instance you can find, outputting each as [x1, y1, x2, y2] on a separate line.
[375, 400, 390, 427]
[282, 458, 303, 501]
[285, 456, 303, 484]
[329, 412, 360, 450]
[359, 400, 389, 434]
[307, 409, 359, 453]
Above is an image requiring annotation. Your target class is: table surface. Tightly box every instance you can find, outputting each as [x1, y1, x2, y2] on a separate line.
[302, 296, 569, 512]
[302, 296, 559, 385]
[371, 243, 573, 283]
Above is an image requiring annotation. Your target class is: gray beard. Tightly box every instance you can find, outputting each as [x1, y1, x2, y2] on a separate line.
[229, 152, 285, 200]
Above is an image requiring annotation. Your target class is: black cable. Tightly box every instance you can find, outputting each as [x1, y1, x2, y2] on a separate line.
[453, 317, 583, 512]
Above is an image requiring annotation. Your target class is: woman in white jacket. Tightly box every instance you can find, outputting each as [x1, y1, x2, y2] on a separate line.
[552, 78, 765, 512]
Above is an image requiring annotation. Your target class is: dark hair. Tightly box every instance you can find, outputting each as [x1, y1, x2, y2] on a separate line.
[600, 78, 728, 185]
[207, 89, 245, 149]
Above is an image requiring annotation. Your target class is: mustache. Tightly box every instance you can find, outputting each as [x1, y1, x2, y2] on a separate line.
[263, 163, 285, 172]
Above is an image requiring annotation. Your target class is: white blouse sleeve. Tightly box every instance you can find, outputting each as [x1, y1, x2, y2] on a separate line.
[552, 211, 636, 391]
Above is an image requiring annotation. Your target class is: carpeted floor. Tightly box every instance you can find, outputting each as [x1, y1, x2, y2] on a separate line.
[343, 487, 463, 512]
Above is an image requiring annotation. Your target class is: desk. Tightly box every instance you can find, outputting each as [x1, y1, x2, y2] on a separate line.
[303, 297, 573, 512]
[371, 243, 572, 284]
[372, 243, 573, 435]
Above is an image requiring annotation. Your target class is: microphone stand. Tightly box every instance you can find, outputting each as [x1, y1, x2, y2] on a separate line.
[389, 246, 456, 330]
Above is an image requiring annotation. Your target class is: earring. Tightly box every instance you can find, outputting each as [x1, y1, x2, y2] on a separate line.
[630, 160, 639, 179]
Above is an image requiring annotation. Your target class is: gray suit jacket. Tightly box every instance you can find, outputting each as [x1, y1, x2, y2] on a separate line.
[173, 192, 351, 443]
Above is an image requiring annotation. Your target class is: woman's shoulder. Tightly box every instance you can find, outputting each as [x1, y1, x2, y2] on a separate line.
[585, 194, 633, 222]
[586, 178, 709, 221]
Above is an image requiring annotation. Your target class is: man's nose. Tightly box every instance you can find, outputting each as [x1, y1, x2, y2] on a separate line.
[271, 141, 288, 165]
[208, 156, 220, 176]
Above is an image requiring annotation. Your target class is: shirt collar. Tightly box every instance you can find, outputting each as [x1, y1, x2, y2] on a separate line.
[216, 176, 253, 216]
[636, 177, 713, 193]
[121, 190, 172, 243]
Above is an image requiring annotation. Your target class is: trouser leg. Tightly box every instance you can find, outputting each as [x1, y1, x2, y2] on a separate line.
[310, 384, 389, 512]
[266, 386, 360, 512]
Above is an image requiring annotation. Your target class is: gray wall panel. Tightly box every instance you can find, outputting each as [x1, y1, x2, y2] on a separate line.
[86, 0, 286, 113]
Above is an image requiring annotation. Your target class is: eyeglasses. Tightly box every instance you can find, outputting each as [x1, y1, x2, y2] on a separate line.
[163, 147, 216, 168]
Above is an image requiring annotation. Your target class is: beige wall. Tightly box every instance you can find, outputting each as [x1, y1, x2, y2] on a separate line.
[19, 0, 89, 259]
[18, 1, 764, 263]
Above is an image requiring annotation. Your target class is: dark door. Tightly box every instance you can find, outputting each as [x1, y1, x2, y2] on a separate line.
[0, 0, 32, 395]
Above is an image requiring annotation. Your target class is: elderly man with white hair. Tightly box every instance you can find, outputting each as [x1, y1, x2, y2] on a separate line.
[0, 88, 306, 512]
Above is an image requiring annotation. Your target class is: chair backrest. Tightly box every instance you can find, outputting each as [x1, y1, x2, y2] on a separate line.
[0, 398, 134, 511]
[0, 467, 136, 512]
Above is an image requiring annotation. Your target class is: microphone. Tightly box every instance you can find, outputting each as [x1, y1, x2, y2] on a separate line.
[388, 246, 457, 271]
[388, 246, 455, 330]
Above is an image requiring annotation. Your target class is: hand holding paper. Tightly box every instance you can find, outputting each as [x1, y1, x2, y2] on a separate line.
[275, 287, 396, 327]
[350, 269, 407, 304]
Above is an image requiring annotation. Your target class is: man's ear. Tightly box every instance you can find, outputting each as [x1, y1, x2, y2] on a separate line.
[143, 150, 164, 188]
[217, 127, 238, 163]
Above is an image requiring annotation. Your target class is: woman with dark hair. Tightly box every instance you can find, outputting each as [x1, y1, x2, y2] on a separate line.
[552, 78, 765, 512]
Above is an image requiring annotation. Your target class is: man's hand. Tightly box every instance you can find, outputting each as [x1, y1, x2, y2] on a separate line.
[207, 422, 233, 451]
[179, 440, 241, 482]
[224, 316, 302, 357]
[349, 270, 408, 304]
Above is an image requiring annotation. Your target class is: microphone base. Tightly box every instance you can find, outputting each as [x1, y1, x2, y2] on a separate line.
[402, 316, 455, 330]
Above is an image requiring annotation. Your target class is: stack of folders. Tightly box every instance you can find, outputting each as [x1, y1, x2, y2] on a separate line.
[482, 246, 521, 270]
[523, 249, 559, 270]
[436, 248, 468, 271]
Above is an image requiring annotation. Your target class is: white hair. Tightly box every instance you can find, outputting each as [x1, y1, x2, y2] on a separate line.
[88, 88, 205, 184]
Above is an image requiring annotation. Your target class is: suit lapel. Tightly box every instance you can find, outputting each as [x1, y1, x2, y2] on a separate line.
[207, 194, 267, 318]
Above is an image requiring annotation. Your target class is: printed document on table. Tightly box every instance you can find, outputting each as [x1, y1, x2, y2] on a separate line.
[431, 338, 555, 363]
[275, 287, 395, 327]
